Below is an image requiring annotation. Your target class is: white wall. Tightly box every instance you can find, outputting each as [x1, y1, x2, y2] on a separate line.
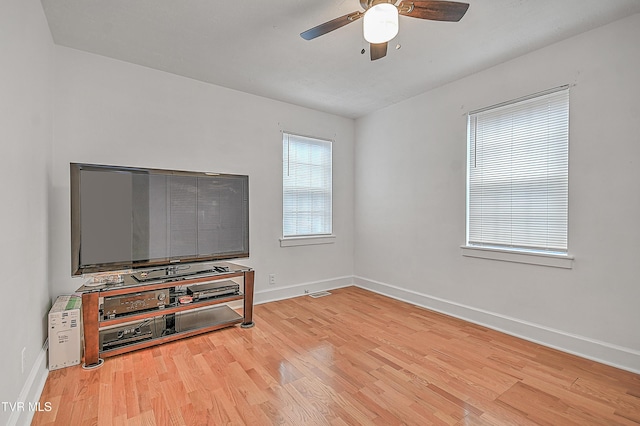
[354, 14, 640, 372]
[50, 46, 355, 303]
[0, 0, 54, 423]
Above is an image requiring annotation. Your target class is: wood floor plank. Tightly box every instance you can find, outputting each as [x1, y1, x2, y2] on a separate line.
[33, 286, 640, 425]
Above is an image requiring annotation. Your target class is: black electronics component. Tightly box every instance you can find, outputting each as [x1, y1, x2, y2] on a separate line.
[70, 163, 249, 277]
[186, 280, 240, 301]
[102, 288, 169, 319]
[99, 320, 155, 350]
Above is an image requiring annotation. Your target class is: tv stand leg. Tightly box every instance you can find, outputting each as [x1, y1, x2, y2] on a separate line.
[242, 270, 255, 328]
[81, 292, 100, 368]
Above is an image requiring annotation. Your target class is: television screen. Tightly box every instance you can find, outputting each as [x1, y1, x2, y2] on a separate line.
[70, 163, 249, 276]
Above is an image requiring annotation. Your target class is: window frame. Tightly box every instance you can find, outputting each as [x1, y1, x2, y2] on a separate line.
[281, 132, 335, 247]
[463, 86, 573, 268]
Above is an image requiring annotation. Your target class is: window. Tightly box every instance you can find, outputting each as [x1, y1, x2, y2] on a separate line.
[466, 86, 569, 256]
[282, 132, 332, 239]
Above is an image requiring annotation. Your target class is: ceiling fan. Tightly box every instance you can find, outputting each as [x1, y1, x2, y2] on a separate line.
[300, 0, 470, 61]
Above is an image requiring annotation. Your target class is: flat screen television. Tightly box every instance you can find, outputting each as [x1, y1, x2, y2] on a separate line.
[70, 163, 249, 276]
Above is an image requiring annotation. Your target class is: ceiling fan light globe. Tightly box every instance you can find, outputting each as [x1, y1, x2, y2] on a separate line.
[363, 3, 399, 44]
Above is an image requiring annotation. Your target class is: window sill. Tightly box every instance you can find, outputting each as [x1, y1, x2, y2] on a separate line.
[280, 235, 336, 247]
[461, 245, 573, 269]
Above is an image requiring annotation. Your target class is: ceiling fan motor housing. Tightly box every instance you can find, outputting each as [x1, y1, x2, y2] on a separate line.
[360, 0, 396, 10]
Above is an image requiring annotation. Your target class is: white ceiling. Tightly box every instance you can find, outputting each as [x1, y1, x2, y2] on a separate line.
[40, 0, 640, 119]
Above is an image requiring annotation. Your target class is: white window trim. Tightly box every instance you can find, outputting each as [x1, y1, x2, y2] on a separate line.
[465, 85, 571, 259]
[282, 131, 333, 241]
[461, 245, 573, 269]
[280, 234, 336, 247]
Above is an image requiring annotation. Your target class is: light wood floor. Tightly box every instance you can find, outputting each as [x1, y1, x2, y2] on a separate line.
[33, 286, 640, 425]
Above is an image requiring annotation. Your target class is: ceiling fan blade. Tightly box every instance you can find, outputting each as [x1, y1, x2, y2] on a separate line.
[300, 11, 364, 40]
[399, 1, 469, 22]
[370, 42, 388, 61]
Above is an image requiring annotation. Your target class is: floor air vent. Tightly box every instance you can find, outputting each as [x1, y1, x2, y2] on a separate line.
[308, 291, 331, 298]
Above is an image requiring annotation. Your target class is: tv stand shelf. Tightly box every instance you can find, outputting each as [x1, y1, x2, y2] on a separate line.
[77, 262, 254, 368]
[99, 293, 245, 327]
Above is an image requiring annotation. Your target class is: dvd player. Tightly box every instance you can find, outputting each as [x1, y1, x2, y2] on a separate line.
[186, 280, 240, 301]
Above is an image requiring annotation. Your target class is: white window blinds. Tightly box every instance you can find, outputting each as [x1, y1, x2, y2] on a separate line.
[283, 133, 332, 238]
[467, 87, 569, 253]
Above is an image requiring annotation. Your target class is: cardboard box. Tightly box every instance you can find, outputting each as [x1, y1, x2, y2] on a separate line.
[48, 295, 82, 370]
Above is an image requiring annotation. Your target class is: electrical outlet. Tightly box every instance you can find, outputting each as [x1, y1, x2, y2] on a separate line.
[268, 274, 276, 285]
[21, 347, 26, 374]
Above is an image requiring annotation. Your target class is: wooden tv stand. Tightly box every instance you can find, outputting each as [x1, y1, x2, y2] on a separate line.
[77, 262, 254, 368]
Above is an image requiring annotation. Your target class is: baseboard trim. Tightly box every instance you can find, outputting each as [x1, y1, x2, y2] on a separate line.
[8, 339, 50, 426]
[354, 275, 640, 374]
[254, 275, 353, 305]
